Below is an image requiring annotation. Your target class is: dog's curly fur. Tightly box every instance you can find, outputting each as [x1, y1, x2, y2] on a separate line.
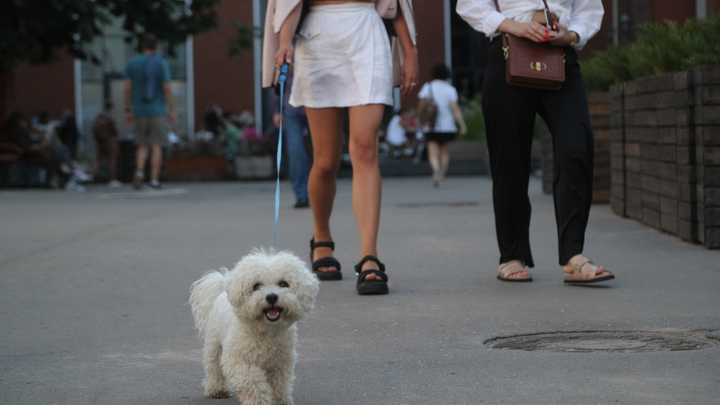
[190, 249, 320, 405]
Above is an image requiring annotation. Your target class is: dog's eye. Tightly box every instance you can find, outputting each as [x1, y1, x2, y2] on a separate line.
[278, 281, 289, 288]
[253, 283, 262, 291]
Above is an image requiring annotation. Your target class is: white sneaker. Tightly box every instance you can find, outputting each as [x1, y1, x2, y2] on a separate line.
[73, 169, 93, 183]
[107, 180, 122, 188]
[133, 170, 144, 190]
[65, 179, 86, 192]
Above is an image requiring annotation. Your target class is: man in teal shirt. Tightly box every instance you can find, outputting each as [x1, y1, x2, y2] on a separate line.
[124, 34, 176, 190]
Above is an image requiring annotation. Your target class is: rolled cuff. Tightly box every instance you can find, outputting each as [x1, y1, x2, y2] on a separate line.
[567, 25, 589, 50]
[483, 11, 509, 38]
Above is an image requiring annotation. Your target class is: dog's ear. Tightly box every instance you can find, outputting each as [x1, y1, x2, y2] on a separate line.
[284, 255, 320, 313]
[224, 270, 253, 309]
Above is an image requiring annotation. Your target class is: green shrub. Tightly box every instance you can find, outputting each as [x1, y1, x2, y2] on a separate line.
[462, 94, 486, 140]
[582, 14, 720, 91]
[459, 95, 543, 140]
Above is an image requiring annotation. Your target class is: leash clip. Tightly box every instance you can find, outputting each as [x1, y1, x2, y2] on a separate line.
[279, 63, 288, 83]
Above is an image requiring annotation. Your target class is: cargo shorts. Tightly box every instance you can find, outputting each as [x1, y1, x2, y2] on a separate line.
[134, 115, 169, 146]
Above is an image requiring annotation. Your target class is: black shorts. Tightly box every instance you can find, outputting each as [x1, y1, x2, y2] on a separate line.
[424, 132, 457, 146]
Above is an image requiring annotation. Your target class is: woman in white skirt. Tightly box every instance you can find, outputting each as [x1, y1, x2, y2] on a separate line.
[269, 0, 418, 295]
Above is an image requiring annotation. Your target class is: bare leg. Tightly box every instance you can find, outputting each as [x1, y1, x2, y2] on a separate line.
[89, 157, 101, 177]
[438, 142, 450, 183]
[135, 144, 149, 173]
[150, 145, 163, 183]
[108, 142, 118, 181]
[427, 141, 441, 186]
[348, 104, 384, 279]
[305, 108, 344, 272]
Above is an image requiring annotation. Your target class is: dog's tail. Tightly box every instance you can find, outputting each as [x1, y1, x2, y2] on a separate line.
[189, 269, 228, 336]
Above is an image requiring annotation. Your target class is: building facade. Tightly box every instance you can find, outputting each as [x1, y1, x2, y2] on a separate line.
[1, 0, 717, 156]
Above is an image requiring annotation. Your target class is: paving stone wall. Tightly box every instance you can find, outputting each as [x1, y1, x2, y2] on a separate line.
[610, 65, 720, 249]
[541, 92, 611, 203]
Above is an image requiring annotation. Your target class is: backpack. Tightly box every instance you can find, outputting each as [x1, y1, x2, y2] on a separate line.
[417, 82, 438, 131]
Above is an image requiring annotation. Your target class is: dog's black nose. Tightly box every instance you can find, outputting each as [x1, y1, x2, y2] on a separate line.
[266, 293, 278, 305]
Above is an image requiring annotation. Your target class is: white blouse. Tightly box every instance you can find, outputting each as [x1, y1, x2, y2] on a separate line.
[456, 0, 603, 50]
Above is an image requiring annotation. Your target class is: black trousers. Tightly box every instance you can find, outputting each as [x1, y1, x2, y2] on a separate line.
[482, 40, 594, 267]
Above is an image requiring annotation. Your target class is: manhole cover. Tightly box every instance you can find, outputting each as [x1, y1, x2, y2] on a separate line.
[486, 331, 718, 353]
[396, 202, 478, 208]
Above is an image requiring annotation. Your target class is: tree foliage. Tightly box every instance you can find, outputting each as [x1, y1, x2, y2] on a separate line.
[0, 0, 220, 72]
[228, 23, 260, 57]
[582, 14, 720, 91]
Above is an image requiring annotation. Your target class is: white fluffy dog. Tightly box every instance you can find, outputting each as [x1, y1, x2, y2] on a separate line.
[190, 249, 320, 405]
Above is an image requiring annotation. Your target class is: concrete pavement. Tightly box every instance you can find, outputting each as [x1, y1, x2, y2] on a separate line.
[1, 176, 718, 404]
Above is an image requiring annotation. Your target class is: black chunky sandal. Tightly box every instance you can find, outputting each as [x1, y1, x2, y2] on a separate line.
[310, 238, 342, 281]
[355, 255, 388, 295]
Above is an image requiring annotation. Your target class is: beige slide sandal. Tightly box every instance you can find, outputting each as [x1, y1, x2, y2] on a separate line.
[563, 255, 615, 284]
[497, 260, 533, 282]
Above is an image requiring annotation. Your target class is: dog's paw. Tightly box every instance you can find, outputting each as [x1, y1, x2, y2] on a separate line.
[205, 388, 231, 398]
[272, 395, 293, 405]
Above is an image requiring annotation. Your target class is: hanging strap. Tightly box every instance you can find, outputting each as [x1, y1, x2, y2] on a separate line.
[274, 63, 289, 248]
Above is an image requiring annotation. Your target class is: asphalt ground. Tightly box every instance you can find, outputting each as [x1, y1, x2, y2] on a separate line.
[1, 176, 718, 404]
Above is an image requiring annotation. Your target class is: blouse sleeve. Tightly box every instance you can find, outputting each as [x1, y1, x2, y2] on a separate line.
[456, 0, 507, 38]
[450, 85, 459, 102]
[567, 0, 604, 50]
[417, 83, 429, 98]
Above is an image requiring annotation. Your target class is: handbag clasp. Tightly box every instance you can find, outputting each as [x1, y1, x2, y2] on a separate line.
[530, 61, 547, 71]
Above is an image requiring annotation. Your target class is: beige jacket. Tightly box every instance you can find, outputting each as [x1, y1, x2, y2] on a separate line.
[262, 0, 416, 88]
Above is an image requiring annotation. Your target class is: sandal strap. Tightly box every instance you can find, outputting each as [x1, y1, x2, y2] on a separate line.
[578, 260, 598, 280]
[573, 257, 591, 270]
[498, 260, 526, 277]
[567, 256, 600, 280]
[357, 269, 388, 283]
[310, 238, 334, 251]
[354, 255, 385, 275]
[312, 256, 341, 271]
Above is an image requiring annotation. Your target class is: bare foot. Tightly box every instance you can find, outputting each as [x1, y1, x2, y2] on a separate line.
[506, 270, 530, 279]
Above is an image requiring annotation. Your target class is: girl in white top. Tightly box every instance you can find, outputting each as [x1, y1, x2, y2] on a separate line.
[417, 64, 467, 188]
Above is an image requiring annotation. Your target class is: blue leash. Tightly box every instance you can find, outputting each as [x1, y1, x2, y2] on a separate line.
[274, 63, 289, 248]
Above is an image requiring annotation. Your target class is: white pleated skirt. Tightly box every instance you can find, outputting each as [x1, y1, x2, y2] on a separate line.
[289, 3, 393, 108]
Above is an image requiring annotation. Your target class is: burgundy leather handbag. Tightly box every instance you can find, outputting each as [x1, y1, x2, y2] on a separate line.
[494, 0, 565, 90]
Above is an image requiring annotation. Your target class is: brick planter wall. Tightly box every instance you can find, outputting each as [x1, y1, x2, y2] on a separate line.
[163, 155, 228, 182]
[540, 92, 611, 203]
[610, 65, 720, 249]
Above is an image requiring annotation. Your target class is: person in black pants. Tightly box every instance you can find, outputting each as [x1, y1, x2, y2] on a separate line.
[457, 0, 615, 283]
